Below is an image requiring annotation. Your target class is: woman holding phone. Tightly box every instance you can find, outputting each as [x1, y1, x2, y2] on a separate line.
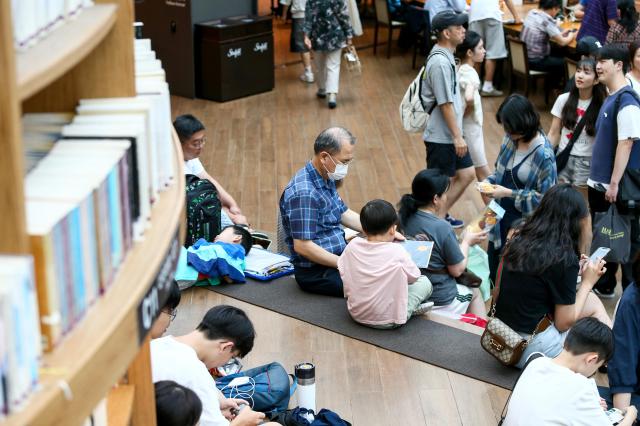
[493, 184, 612, 368]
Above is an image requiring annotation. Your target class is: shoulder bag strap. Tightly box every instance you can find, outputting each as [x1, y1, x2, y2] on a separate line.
[559, 99, 596, 156]
[489, 258, 505, 317]
[498, 353, 545, 425]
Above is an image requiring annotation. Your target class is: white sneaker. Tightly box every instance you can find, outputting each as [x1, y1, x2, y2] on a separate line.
[414, 301, 435, 316]
[299, 70, 315, 83]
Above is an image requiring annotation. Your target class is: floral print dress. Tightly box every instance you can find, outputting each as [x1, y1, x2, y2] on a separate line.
[303, 0, 354, 51]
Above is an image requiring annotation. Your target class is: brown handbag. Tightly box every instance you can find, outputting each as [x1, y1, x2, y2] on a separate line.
[480, 259, 551, 366]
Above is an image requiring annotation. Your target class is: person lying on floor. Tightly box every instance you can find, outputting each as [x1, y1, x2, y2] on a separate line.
[151, 305, 280, 426]
[176, 225, 253, 287]
[338, 199, 434, 329]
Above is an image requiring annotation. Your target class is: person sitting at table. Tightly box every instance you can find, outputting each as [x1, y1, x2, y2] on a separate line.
[606, 0, 640, 47]
[520, 0, 577, 77]
[423, 0, 467, 24]
[577, 0, 617, 43]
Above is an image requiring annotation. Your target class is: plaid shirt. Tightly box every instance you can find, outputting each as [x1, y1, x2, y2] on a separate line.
[520, 9, 561, 60]
[606, 21, 640, 46]
[280, 161, 348, 267]
[485, 135, 557, 249]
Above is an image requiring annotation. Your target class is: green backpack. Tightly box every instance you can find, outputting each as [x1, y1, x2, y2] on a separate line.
[185, 174, 222, 247]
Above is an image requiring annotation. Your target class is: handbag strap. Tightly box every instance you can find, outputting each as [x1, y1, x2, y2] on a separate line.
[488, 258, 505, 318]
[558, 100, 594, 157]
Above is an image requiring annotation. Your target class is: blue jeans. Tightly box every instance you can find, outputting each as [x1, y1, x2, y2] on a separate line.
[516, 324, 567, 369]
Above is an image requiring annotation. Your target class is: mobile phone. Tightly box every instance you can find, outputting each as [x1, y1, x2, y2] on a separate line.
[590, 247, 611, 263]
[606, 408, 624, 425]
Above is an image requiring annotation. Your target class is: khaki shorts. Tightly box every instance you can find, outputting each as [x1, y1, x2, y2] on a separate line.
[469, 18, 508, 60]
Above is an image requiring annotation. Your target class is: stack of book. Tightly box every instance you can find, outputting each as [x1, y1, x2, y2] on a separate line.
[20, 36, 175, 354]
[0, 256, 41, 418]
[12, 0, 94, 50]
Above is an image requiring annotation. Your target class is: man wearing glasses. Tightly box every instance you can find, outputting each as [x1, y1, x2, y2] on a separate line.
[279, 127, 404, 297]
[174, 114, 248, 227]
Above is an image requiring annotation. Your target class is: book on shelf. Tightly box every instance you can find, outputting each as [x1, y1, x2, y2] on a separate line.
[0, 255, 41, 416]
[11, 0, 95, 50]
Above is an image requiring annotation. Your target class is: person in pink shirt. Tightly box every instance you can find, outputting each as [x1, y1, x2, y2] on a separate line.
[337, 199, 433, 329]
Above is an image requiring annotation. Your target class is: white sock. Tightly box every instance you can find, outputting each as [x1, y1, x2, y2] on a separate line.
[482, 81, 494, 92]
[304, 66, 312, 73]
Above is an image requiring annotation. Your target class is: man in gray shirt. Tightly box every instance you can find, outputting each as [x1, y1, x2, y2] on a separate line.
[422, 11, 475, 228]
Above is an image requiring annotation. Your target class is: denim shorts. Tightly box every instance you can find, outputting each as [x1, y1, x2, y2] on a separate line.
[516, 324, 568, 369]
[558, 155, 590, 187]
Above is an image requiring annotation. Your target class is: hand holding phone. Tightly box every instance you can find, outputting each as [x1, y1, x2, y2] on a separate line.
[590, 247, 611, 263]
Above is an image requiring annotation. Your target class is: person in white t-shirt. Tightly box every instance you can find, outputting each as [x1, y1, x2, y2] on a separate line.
[174, 114, 248, 227]
[468, 0, 521, 96]
[151, 305, 276, 426]
[503, 317, 637, 426]
[548, 58, 607, 188]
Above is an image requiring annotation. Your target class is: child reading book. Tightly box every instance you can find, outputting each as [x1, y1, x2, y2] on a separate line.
[337, 199, 433, 329]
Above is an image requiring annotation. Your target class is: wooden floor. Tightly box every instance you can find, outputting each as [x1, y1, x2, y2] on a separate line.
[168, 18, 613, 425]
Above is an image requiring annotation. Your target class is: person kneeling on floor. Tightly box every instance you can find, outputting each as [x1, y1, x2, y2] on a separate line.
[502, 318, 637, 426]
[150, 305, 279, 426]
[338, 199, 433, 329]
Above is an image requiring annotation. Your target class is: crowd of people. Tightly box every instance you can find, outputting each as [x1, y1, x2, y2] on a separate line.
[151, 0, 640, 424]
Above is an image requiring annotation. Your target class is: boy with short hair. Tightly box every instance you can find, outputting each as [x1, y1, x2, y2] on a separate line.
[503, 318, 638, 426]
[151, 305, 275, 426]
[337, 199, 433, 329]
[150, 280, 181, 339]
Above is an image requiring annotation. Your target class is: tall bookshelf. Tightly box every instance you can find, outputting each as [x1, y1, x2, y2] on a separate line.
[0, 0, 185, 425]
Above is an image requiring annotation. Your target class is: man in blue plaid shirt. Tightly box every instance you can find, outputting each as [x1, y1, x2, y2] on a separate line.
[280, 127, 404, 296]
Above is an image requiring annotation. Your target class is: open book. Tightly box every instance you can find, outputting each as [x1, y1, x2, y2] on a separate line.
[399, 240, 434, 268]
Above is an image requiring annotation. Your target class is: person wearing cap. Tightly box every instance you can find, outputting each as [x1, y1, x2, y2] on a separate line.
[468, 0, 521, 97]
[564, 36, 602, 91]
[423, 0, 466, 24]
[577, 0, 617, 44]
[520, 0, 577, 77]
[421, 11, 474, 229]
[588, 45, 640, 298]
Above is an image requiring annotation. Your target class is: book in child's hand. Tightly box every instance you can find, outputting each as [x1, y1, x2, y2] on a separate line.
[399, 241, 434, 268]
[467, 200, 505, 233]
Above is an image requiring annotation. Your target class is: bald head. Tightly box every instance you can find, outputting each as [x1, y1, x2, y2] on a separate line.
[313, 127, 356, 155]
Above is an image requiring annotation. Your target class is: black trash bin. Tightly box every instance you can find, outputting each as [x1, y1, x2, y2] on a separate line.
[195, 15, 274, 102]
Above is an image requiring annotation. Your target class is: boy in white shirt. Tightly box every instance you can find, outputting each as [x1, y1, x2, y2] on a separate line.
[151, 305, 277, 426]
[503, 317, 637, 426]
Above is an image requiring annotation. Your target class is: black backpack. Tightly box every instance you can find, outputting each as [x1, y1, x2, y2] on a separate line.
[184, 174, 222, 247]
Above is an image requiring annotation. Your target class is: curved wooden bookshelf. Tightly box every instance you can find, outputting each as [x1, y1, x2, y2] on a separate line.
[2, 131, 185, 426]
[16, 4, 118, 101]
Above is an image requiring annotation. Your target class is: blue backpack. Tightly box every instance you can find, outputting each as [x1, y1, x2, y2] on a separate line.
[216, 362, 296, 414]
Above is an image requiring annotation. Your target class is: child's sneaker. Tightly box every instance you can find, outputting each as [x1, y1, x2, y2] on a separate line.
[299, 70, 315, 83]
[414, 301, 435, 315]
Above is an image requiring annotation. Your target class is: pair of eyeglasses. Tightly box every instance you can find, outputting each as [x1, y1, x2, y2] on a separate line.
[190, 137, 207, 148]
[163, 308, 177, 322]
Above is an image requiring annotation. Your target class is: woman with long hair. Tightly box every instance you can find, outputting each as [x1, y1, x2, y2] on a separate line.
[399, 169, 487, 318]
[626, 39, 640, 92]
[606, 0, 640, 47]
[548, 58, 607, 188]
[494, 184, 612, 368]
[479, 94, 557, 281]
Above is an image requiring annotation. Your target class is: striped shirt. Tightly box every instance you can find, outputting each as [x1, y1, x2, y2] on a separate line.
[520, 9, 562, 60]
[577, 0, 617, 43]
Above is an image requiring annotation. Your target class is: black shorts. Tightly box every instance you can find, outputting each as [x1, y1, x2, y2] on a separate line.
[425, 141, 473, 177]
[290, 18, 309, 53]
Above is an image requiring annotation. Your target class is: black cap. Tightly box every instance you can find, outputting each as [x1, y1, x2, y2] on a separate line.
[431, 11, 468, 33]
[576, 36, 602, 57]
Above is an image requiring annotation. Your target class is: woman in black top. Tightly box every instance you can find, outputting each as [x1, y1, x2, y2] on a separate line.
[494, 184, 612, 368]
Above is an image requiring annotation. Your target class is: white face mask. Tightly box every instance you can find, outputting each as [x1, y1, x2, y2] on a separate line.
[324, 154, 349, 181]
